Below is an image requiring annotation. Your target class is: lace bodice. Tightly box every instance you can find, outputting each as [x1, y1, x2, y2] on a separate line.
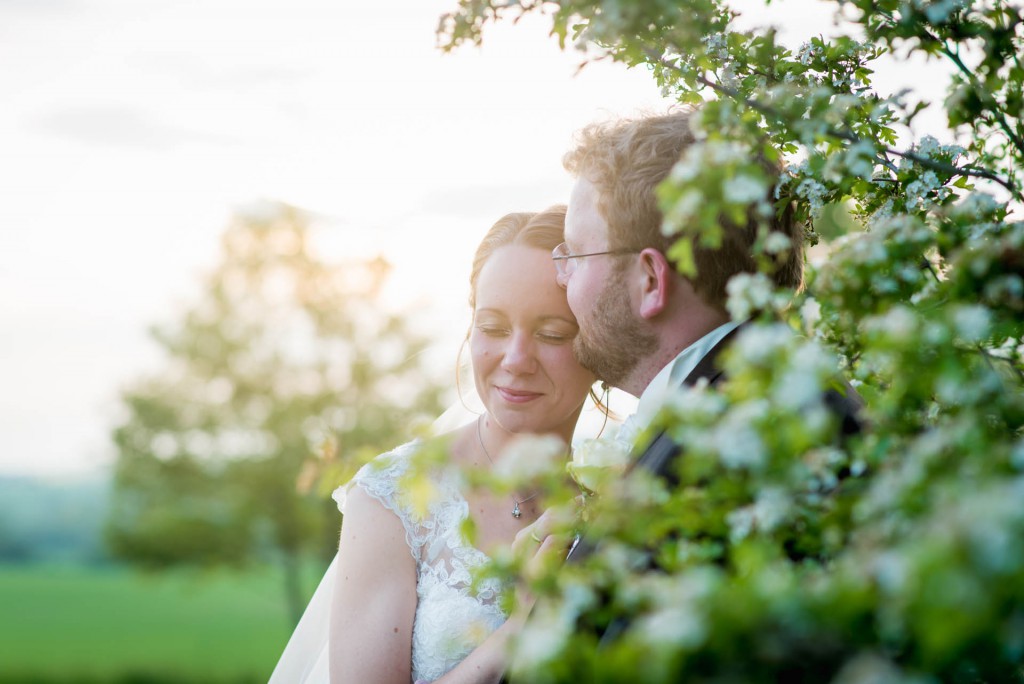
[333, 441, 507, 683]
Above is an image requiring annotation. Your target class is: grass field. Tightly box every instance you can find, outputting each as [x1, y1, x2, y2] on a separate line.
[0, 562, 325, 684]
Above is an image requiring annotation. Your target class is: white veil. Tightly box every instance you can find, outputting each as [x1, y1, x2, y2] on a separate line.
[266, 386, 630, 683]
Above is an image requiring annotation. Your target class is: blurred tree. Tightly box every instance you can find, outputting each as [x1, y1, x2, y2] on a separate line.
[107, 202, 444, 624]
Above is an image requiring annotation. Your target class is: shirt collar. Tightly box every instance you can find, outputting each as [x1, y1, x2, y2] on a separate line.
[632, 319, 743, 425]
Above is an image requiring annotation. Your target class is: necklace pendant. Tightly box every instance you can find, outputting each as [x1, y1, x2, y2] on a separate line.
[512, 501, 521, 518]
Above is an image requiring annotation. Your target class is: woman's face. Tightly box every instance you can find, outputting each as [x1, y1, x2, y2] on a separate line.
[470, 244, 595, 439]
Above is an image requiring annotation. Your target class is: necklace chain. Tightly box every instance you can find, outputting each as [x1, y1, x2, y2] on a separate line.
[476, 415, 538, 518]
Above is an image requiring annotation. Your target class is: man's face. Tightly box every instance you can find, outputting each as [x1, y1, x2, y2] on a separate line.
[560, 178, 656, 389]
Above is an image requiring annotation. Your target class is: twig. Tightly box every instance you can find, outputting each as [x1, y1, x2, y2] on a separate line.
[869, 5, 1024, 161]
[938, 42, 1024, 159]
[660, 59, 1024, 202]
[976, 345, 1024, 384]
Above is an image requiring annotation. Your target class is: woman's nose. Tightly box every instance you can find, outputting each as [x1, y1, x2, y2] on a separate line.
[500, 331, 537, 374]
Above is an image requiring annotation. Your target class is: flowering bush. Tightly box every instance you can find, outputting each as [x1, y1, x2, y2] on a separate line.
[443, 1, 1023, 681]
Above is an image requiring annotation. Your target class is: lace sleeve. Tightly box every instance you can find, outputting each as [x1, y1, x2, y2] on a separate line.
[331, 441, 427, 563]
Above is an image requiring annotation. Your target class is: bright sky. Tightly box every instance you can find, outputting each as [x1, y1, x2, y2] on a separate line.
[0, 0, 944, 478]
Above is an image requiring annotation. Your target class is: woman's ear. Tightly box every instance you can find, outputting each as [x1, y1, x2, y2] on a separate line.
[637, 248, 674, 320]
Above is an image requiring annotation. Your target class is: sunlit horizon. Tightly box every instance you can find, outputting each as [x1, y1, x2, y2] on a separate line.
[0, 0, 676, 479]
[0, 0, 946, 479]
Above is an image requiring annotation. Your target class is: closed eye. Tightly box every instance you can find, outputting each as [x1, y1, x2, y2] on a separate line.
[537, 331, 573, 344]
[476, 326, 509, 337]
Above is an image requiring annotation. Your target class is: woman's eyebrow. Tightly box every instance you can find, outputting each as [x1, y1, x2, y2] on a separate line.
[537, 315, 579, 327]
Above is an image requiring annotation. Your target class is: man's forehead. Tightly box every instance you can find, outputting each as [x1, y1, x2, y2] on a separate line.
[566, 177, 606, 247]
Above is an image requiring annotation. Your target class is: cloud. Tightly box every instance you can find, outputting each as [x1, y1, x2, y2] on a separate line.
[31, 105, 237, 150]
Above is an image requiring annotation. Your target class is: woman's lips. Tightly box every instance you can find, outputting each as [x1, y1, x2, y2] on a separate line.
[496, 387, 543, 404]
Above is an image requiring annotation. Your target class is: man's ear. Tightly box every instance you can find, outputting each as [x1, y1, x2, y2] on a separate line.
[637, 247, 674, 319]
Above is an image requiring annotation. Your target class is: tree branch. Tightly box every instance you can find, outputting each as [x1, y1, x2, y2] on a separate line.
[658, 58, 1024, 202]
[976, 344, 1024, 384]
[938, 42, 1024, 159]
[867, 5, 1024, 162]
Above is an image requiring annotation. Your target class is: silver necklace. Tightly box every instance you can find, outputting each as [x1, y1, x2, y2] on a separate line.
[476, 415, 539, 518]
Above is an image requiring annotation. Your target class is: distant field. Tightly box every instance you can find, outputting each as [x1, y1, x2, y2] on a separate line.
[0, 563, 325, 684]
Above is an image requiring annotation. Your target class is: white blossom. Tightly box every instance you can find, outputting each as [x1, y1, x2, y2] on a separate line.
[702, 33, 729, 61]
[795, 177, 828, 212]
[754, 486, 792, 532]
[763, 231, 792, 255]
[772, 345, 831, 410]
[832, 653, 914, 684]
[663, 189, 703, 232]
[567, 438, 631, 493]
[918, 0, 969, 23]
[492, 434, 566, 485]
[723, 173, 767, 204]
[1011, 438, 1024, 470]
[864, 306, 918, 343]
[670, 156, 701, 183]
[511, 599, 574, 668]
[916, 135, 941, 157]
[801, 297, 822, 331]
[733, 322, 794, 364]
[663, 383, 728, 423]
[636, 570, 716, 647]
[727, 506, 755, 540]
[951, 304, 992, 343]
[711, 139, 750, 165]
[720, 64, 740, 89]
[726, 272, 774, 320]
[845, 140, 877, 179]
[872, 551, 910, 594]
[984, 274, 1024, 303]
[869, 198, 894, 225]
[713, 402, 769, 470]
[916, 134, 965, 162]
[797, 41, 822, 65]
[728, 488, 792, 540]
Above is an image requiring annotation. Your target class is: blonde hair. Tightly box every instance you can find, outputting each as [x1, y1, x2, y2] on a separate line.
[468, 205, 567, 309]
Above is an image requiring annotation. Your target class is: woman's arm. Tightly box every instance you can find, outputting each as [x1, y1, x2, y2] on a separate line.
[430, 514, 569, 684]
[329, 486, 418, 684]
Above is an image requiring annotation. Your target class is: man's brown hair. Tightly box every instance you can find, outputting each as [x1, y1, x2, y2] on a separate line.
[563, 110, 803, 310]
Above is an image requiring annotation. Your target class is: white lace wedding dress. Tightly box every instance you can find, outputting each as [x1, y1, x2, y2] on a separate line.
[268, 440, 507, 683]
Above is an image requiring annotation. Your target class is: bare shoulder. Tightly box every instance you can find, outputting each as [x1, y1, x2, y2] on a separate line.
[339, 485, 409, 550]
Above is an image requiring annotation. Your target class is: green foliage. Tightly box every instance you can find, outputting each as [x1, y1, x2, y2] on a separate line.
[107, 202, 444, 624]
[441, 1, 1024, 681]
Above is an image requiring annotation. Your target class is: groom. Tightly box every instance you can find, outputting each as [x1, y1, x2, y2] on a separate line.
[555, 110, 862, 547]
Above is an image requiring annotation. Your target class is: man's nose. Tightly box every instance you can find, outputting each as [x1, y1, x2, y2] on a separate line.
[555, 270, 570, 289]
[501, 331, 537, 374]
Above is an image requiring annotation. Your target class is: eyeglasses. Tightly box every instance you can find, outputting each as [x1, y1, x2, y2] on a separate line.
[551, 242, 638, 278]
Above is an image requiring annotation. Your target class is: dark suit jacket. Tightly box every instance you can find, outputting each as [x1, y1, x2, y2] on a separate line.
[565, 323, 864, 561]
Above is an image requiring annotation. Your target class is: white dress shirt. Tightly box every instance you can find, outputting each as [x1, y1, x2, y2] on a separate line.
[616, 320, 742, 446]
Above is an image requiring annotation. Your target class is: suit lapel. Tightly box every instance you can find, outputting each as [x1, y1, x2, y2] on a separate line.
[680, 322, 744, 388]
[624, 323, 745, 483]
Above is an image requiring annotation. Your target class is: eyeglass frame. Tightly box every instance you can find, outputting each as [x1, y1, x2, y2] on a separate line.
[551, 242, 640, 278]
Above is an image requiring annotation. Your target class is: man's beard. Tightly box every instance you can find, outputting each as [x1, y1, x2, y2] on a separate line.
[573, 266, 657, 389]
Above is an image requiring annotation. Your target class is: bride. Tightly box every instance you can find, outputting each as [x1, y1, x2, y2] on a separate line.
[269, 206, 599, 683]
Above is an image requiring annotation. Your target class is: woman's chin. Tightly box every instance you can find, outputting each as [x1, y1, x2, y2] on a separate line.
[488, 407, 544, 435]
